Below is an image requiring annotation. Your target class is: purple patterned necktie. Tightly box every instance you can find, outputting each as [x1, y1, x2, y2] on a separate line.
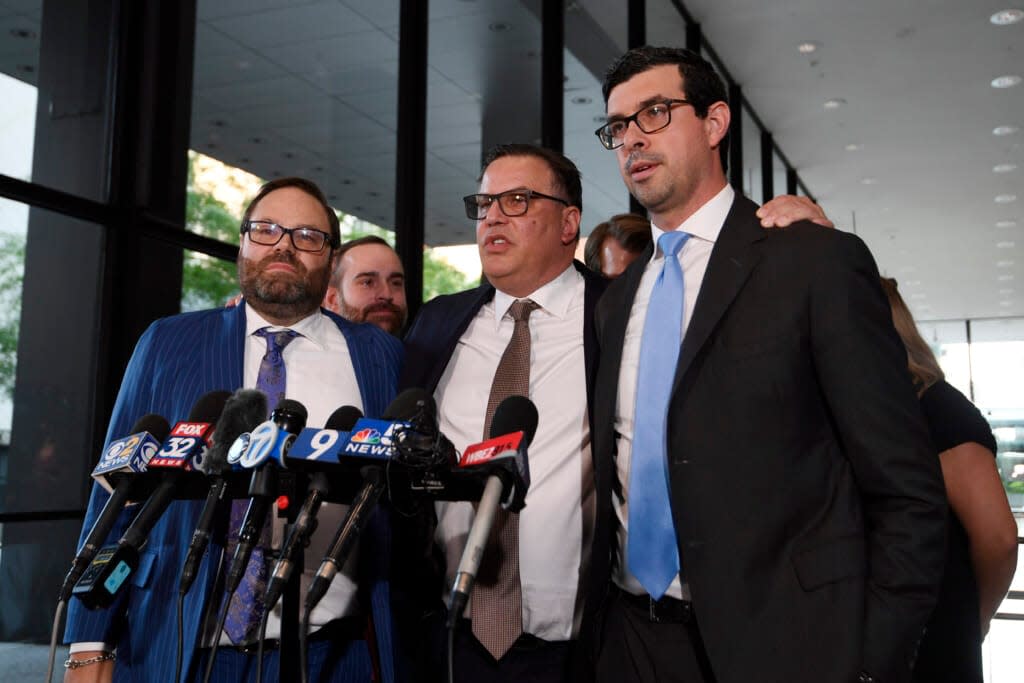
[472, 298, 538, 660]
[223, 327, 299, 644]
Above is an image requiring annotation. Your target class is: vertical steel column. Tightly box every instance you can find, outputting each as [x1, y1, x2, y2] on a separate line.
[761, 131, 774, 202]
[395, 0, 428, 317]
[786, 168, 798, 195]
[541, 0, 564, 154]
[627, 0, 647, 216]
[729, 83, 743, 189]
[685, 21, 702, 52]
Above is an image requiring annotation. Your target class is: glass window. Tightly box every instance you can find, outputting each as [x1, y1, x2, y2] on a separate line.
[564, 1, 634, 262]
[0, 200, 105, 643]
[0, 1, 115, 201]
[191, 0, 400, 237]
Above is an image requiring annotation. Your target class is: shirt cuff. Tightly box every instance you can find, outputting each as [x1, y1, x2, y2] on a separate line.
[68, 642, 112, 655]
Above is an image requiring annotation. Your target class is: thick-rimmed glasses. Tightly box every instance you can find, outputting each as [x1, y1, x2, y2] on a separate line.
[463, 189, 569, 220]
[241, 220, 333, 252]
[594, 98, 691, 150]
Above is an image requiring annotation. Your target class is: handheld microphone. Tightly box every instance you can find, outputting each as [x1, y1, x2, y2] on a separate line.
[179, 389, 269, 596]
[71, 391, 230, 609]
[58, 414, 171, 603]
[446, 395, 538, 628]
[264, 406, 363, 612]
[304, 390, 425, 612]
[222, 399, 308, 601]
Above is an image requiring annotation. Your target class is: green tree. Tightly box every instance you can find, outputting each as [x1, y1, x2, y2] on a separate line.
[0, 230, 25, 397]
[181, 157, 243, 311]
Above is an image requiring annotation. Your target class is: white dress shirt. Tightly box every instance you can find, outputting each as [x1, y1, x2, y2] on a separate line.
[612, 185, 734, 599]
[241, 304, 364, 641]
[434, 264, 591, 641]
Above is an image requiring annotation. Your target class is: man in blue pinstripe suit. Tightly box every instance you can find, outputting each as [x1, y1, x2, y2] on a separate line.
[64, 177, 405, 683]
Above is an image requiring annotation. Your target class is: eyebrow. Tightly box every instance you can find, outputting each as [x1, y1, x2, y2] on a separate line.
[353, 270, 405, 280]
[606, 94, 674, 121]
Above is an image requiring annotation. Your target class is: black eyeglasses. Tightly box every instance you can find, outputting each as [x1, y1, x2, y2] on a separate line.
[463, 189, 570, 220]
[594, 98, 692, 150]
[241, 220, 334, 252]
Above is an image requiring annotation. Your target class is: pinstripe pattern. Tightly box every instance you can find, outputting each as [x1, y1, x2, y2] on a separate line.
[64, 305, 404, 683]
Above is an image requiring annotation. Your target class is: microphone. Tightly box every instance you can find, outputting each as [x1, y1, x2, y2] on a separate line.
[71, 391, 230, 609]
[179, 389, 269, 597]
[304, 391, 425, 612]
[58, 414, 171, 603]
[446, 395, 538, 628]
[263, 406, 363, 612]
[221, 399, 308, 602]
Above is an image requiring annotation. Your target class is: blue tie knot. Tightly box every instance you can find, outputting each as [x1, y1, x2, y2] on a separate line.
[658, 230, 690, 259]
[255, 327, 299, 353]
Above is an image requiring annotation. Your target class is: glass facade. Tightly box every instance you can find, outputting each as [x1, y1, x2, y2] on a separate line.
[0, 2, 1018, 681]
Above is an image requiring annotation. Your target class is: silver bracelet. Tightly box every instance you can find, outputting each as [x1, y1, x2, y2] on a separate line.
[64, 652, 116, 669]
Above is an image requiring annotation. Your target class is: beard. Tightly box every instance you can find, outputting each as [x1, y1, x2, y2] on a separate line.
[238, 251, 331, 323]
[340, 299, 407, 335]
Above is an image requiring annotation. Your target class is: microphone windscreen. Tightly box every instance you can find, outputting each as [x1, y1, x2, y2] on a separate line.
[187, 390, 232, 423]
[489, 395, 539, 446]
[273, 399, 308, 436]
[131, 414, 172, 443]
[325, 405, 363, 431]
[204, 389, 269, 473]
[382, 387, 433, 421]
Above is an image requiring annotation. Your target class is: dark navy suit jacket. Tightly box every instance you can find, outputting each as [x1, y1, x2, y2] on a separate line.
[64, 304, 404, 683]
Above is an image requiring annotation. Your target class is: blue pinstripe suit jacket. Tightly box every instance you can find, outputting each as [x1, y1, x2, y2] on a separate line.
[64, 304, 405, 682]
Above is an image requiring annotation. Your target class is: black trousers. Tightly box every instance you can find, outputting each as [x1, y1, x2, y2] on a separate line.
[449, 618, 573, 683]
[595, 587, 716, 683]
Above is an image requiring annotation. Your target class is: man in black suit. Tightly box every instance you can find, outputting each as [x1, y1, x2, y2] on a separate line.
[581, 46, 947, 683]
[400, 143, 606, 682]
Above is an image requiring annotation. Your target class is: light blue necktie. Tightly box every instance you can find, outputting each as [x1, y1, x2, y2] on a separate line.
[224, 327, 298, 644]
[628, 230, 690, 600]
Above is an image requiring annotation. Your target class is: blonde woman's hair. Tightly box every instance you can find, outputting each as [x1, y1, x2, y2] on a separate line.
[879, 277, 944, 396]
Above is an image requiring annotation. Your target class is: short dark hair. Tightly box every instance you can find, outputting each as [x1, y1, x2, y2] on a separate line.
[331, 235, 395, 287]
[480, 143, 583, 213]
[584, 213, 652, 272]
[241, 176, 341, 248]
[602, 46, 730, 171]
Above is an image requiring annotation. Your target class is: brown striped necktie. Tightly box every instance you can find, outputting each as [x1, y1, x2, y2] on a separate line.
[471, 298, 538, 659]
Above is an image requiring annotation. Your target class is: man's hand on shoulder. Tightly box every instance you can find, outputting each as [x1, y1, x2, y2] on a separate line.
[757, 194, 834, 229]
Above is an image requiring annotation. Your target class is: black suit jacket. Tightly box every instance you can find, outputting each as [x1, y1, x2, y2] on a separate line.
[583, 195, 947, 683]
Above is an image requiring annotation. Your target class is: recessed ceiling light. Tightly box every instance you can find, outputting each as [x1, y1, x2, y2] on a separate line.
[910, 293, 927, 300]
[249, 136, 263, 144]
[997, 241, 1016, 248]
[991, 9, 1024, 25]
[993, 163, 1018, 173]
[823, 98, 846, 110]
[992, 75, 1022, 88]
[995, 194, 1018, 203]
[899, 266, 917, 273]
[571, 96, 592, 105]
[1000, 288, 1015, 295]
[994, 125, 1020, 136]
[1000, 301, 1014, 307]
[997, 220, 1018, 228]
[905, 280, 922, 286]
[845, 143, 863, 152]
[798, 41, 820, 54]
[489, 22, 511, 32]
[860, 177, 878, 185]
[999, 274, 1015, 281]
[593, 115, 606, 123]
[998, 260, 1016, 267]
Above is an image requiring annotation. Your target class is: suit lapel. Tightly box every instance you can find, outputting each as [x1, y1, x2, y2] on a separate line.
[425, 284, 495, 394]
[672, 195, 765, 394]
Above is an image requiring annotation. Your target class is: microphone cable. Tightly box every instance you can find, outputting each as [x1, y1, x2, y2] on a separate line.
[42, 599, 65, 683]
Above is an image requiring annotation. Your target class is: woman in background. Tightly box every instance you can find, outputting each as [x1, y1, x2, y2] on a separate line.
[881, 277, 1018, 682]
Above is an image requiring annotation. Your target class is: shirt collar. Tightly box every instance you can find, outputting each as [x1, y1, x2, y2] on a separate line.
[649, 184, 735, 258]
[492, 263, 581, 330]
[244, 303, 328, 350]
